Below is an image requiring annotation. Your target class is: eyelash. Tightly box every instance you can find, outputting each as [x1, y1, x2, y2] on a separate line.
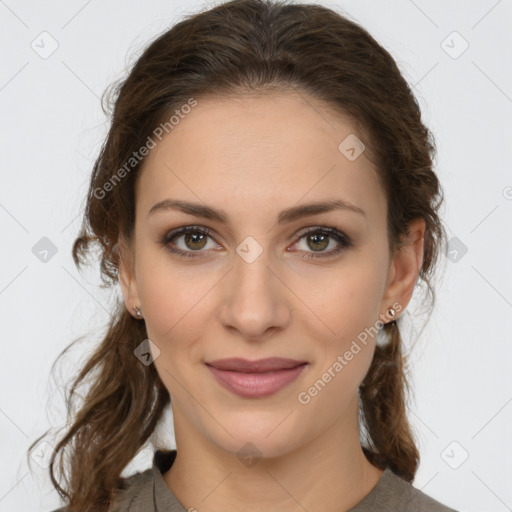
[159, 225, 353, 260]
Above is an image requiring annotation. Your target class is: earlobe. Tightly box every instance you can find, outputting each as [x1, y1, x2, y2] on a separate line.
[117, 237, 141, 318]
[381, 217, 426, 320]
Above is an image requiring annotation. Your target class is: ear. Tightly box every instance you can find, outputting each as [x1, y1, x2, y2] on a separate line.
[117, 235, 141, 319]
[380, 217, 426, 320]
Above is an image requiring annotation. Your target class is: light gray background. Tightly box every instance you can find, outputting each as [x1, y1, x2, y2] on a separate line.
[1, 0, 511, 510]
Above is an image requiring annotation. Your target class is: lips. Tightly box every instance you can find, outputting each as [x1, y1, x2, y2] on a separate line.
[205, 357, 308, 398]
[205, 357, 307, 373]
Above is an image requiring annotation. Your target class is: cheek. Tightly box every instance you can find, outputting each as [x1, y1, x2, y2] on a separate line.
[135, 245, 217, 340]
[296, 271, 381, 417]
[291, 256, 384, 399]
[295, 344, 374, 438]
[134, 252, 217, 397]
[142, 280, 209, 404]
[292, 255, 385, 341]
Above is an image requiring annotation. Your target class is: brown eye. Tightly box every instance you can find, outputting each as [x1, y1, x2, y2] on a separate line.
[160, 226, 217, 258]
[182, 231, 208, 250]
[305, 232, 330, 252]
[292, 227, 352, 259]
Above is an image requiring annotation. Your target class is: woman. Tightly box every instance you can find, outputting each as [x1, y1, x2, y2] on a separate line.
[29, 0, 458, 510]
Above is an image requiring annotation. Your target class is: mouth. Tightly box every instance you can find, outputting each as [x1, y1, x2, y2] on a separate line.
[205, 357, 309, 398]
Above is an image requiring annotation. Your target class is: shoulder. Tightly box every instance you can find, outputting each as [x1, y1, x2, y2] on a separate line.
[50, 468, 155, 512]
[49, 450, 177, 512]
[356, 468, 459, 512]
[108, 467, 156, 511]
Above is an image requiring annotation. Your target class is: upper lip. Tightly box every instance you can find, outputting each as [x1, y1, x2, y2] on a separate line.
[205, 357, 307, 373]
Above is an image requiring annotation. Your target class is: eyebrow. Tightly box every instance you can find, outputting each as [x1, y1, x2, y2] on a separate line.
[148, 198, 366, 224]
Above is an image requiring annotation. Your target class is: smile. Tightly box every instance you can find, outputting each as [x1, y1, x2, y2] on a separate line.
[205, 362, 308, 398]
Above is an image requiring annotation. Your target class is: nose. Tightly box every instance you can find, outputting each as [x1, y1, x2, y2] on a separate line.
[218, 245, 291, 341]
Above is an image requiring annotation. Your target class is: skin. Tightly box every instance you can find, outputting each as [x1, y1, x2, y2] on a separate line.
[119, 90, 425, 512]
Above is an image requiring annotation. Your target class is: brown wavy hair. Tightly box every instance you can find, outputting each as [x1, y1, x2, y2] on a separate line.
[27, 0, 447, 510]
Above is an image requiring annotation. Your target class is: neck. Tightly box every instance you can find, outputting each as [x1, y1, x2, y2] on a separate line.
[163, 394, 384, 512]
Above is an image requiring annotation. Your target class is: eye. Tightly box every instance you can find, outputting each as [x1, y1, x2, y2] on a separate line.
[159, 226, 219, 258]
[291, 226, 352, 259]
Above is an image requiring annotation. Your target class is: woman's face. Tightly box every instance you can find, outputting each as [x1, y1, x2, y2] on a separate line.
[120, 91, 414, 459]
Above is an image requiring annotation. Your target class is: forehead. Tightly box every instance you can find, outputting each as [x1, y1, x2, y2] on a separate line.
[135, 92, 385, 224]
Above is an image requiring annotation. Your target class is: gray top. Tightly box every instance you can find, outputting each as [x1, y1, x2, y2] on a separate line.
[53, 450, 459, 511]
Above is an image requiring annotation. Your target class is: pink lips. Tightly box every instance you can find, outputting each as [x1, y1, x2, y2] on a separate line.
[205, 357, 308, 398]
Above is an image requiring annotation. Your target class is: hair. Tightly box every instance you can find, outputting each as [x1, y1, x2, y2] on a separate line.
[27, 0, 448, 510]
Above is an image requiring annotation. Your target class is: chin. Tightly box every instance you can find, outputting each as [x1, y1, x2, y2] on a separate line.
[216, 434, 299, 463]
[206, 413, 305, 462]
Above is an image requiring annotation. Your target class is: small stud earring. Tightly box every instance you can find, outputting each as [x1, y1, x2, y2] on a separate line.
[386, 306, 398, 326]
[133, 305, 143, 319]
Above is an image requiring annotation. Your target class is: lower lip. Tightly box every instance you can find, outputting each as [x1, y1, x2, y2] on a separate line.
[206, 364, 308, 398]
